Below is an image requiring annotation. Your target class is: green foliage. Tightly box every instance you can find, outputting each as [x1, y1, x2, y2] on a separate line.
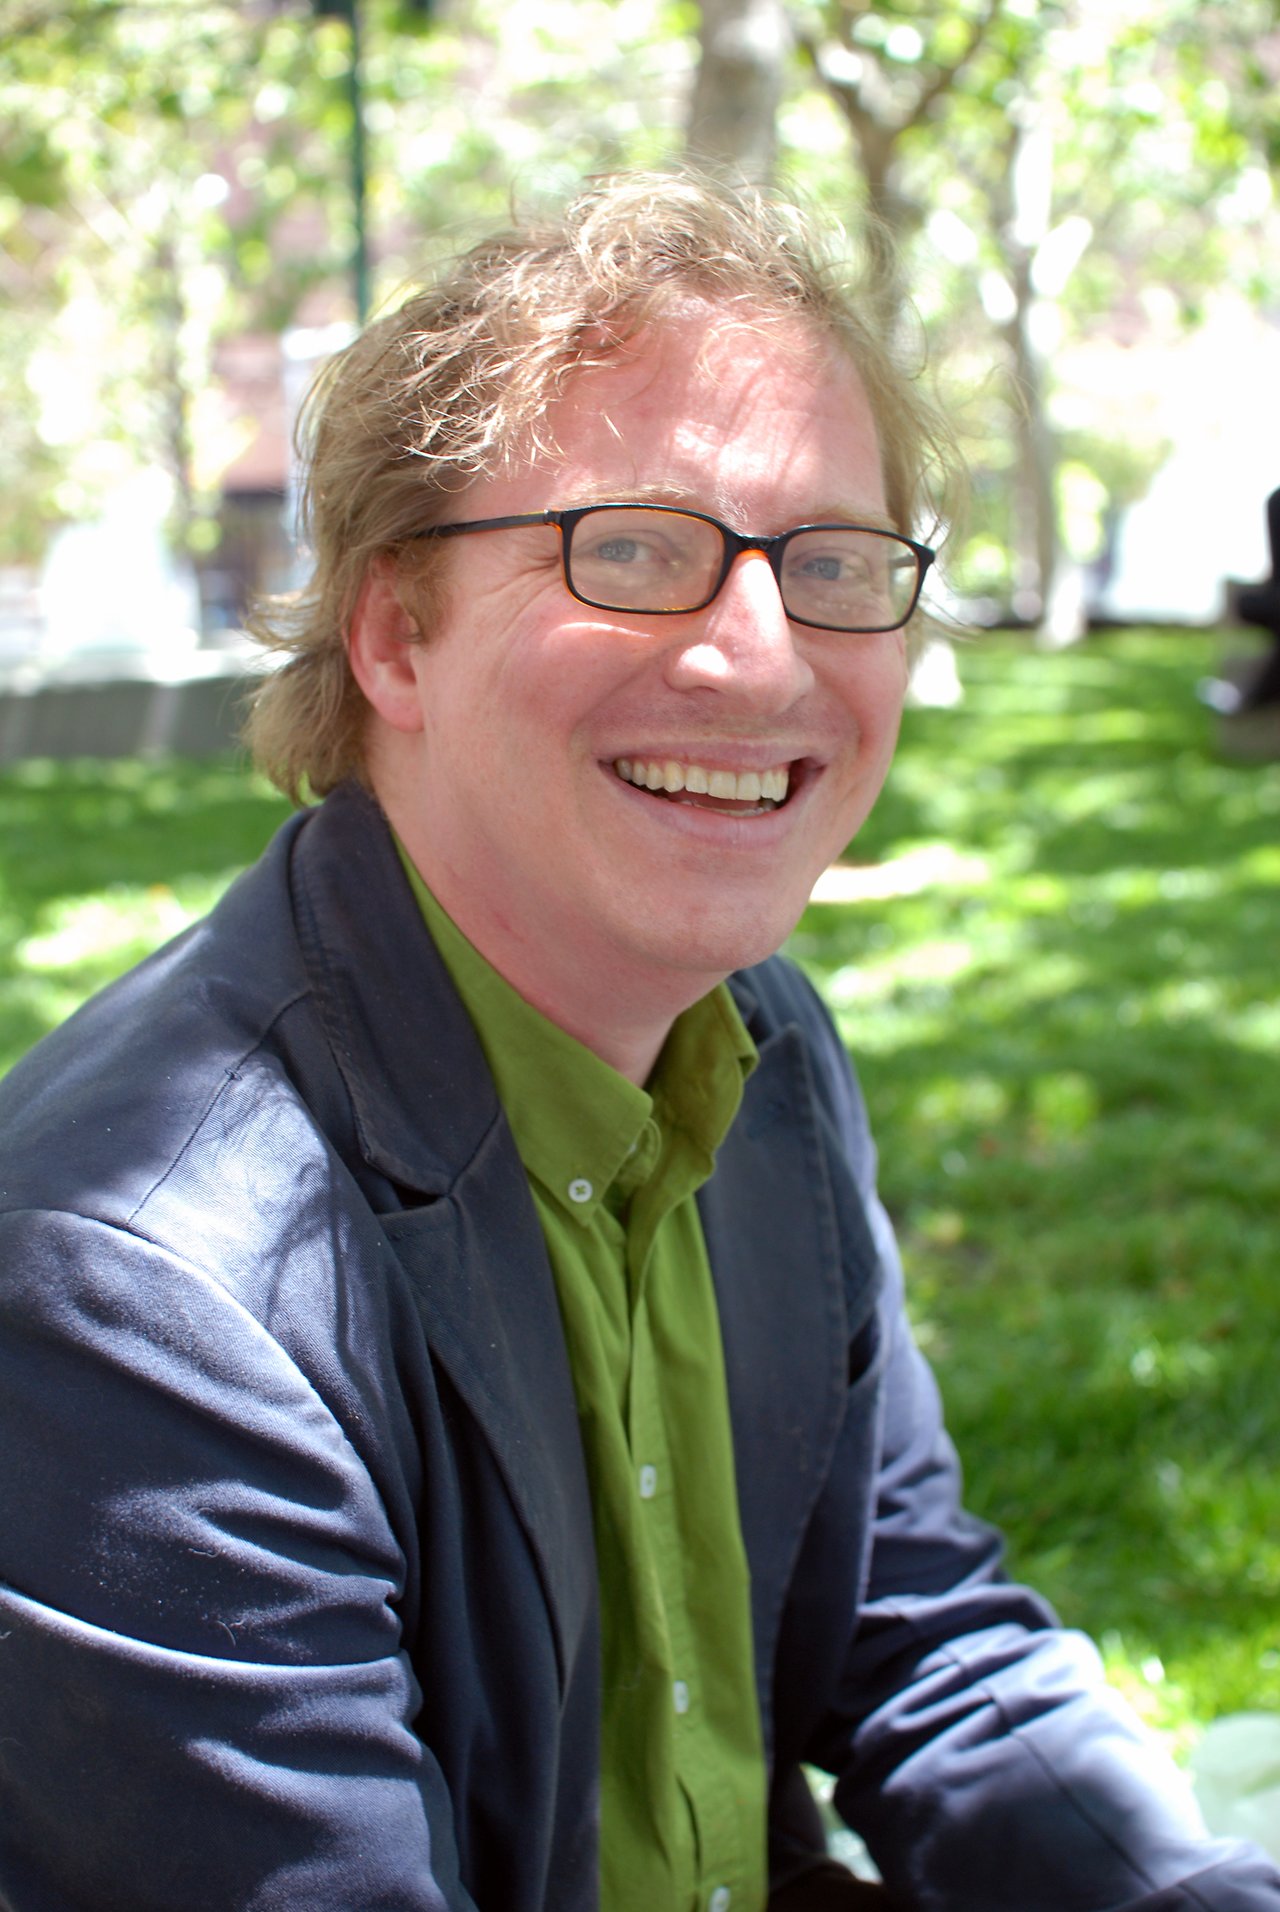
[0, 0, 691, 561]
[1, 0, 450, 553]
[798, 0, 1280, 608]
[790, 629, 1280, 1744]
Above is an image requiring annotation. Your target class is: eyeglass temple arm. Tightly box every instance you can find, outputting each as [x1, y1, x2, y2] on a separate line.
[406, 512, 559, 542]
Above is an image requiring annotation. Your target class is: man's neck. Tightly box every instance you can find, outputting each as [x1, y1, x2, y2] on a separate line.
[388, 820, 716, 1089]
[443, 905, 682, 1085]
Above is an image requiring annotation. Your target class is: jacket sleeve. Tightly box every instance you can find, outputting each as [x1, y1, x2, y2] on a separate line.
[792, 980, 1280, 1912]
[0, 1206, 474, 1912]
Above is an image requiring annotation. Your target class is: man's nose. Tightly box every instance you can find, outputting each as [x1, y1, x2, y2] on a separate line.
[663, 551, 815, 709]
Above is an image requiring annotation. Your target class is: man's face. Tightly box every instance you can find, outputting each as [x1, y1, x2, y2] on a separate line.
[386, 307, 910, 1044]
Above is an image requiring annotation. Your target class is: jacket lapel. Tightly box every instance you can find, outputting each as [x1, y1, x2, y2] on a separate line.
[291, 786, 595, 1680]
[700, 988, 881, 1747]
[382, 1154, 596, 1686]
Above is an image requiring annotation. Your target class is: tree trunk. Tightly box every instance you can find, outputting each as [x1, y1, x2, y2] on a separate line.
[996, 104, 1079, 642]
[153, 229, 198, 555]
[1003, 255, 1059, 627]
[686, 0, 790, 184]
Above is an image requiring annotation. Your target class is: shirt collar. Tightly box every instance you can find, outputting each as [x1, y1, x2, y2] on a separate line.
[396, 844, 756, 1223]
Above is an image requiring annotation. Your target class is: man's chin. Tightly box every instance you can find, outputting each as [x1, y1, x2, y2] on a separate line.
[631, 904, 809, 991]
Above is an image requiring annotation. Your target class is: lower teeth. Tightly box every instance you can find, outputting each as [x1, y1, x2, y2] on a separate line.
[667, 792, 779, 811]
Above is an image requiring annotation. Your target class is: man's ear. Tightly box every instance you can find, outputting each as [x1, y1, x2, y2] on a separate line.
[347, 560, 426, 734]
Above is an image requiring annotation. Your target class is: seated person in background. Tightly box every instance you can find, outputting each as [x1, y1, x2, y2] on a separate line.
[2, 171, 1277, 1912]
[1234, 485, 1280, 711]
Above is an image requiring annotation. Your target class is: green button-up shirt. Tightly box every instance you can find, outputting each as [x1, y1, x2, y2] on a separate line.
[401, 853, 768, 1912]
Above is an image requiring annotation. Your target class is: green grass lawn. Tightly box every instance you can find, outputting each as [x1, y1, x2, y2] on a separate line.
[1, 629, 1276, 1753]
[0, 754, 291, 1070]
[791, 630, 1280, 1751]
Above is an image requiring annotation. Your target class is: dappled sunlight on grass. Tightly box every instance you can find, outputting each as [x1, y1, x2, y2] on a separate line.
[792, 631, 1280, 1745]
[20, 883, 212, 971]
[0, 756, 291, 1071]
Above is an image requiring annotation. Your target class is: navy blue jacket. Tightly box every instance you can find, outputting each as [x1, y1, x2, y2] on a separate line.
[1, 785, 1276, 1910]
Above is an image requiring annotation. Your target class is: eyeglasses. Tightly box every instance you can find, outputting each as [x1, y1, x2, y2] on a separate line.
[409, 502, 934, 634]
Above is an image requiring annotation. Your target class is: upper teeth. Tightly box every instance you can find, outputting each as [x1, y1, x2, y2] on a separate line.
[614, 759, 790, 803]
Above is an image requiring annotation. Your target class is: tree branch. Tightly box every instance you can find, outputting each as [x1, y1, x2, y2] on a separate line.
[904, 0, 1006, 134]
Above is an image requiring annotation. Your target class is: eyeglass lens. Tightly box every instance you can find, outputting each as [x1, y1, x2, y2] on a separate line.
[564, 507, 920, 631]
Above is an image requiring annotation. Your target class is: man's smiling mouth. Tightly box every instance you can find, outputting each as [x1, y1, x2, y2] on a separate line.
[613, 757, 791, 814]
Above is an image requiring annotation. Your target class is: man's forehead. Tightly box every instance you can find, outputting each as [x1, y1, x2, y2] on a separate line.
[500, 307, 883, 520]
[561, 302, 843, 405]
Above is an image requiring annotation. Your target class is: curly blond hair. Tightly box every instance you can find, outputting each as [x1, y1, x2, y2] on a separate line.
[244, 169, 954, 802]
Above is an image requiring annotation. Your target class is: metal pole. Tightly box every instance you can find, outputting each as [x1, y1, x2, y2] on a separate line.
[347, 0, 370, 323]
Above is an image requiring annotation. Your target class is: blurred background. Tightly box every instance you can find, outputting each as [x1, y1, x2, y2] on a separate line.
[2, 0, 1279, 1835]
[3, 0, 1280, 687]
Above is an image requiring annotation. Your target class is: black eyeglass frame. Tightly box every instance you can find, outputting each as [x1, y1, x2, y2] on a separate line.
[407, 503, 935, 634]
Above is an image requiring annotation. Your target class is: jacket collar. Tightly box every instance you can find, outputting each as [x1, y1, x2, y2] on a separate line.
[290, 783, 501, 1197]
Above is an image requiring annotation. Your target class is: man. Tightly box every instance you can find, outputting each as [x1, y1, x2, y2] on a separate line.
[0, 173, 1275, 1912]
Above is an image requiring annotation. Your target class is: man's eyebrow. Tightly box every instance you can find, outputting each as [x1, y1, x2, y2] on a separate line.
[555, 481, 700, 509]
[806, 502, 901, 533]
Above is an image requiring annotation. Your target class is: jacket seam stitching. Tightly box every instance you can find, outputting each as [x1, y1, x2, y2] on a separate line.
[122, 987, 311, 1229]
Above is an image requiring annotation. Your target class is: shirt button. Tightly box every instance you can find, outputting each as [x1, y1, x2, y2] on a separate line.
[709, 1891, 732, 1912]
[672, 1679, 690, 1715]
[638, 1464, 657, 1500]
[567, 1177, 593, 1204]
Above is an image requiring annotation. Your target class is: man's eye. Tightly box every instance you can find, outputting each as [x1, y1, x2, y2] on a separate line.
[791, 549, 874, 588]
[595, 537, 645, 564]
[798, 553, 851, 583]
[588, 534, 685, 571]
